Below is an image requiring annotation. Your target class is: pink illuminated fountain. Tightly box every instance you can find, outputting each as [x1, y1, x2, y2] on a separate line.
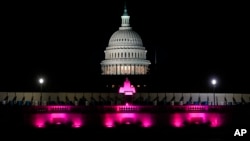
[119, 78, 136, 95]
[119, 78, 136, 105]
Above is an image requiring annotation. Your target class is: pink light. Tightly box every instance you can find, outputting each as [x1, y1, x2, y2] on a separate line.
[115, 105, 140, 112]
[185, 105, 209, 111]
[116, 107, 120, 112]
[125, 103, 129, 106]
[210, 119, 218, 127]
[119, 113, 136, 119]
[141, 116, 153, 128]
[72, 121, 82, 128]
[71, 114, 84, 128]
[104, 114, 115, 128]
[119, 78, 136, 96]
[29, 112, 225, 129]
[171, 113, 184, 128]
[72, 124, 81, 128]
[106, 124, 114, 128]
[174, 121, 183, 127]
[187, 113, 206, 124]
[35, 121, 45, 128]
[56, 122, 62, 125]
[103, 113, 154, 128]
[104, 118, 115, 128]
[47, 105, 71, 112]
[117, 113, 136, 125]
[124, 92, 133, 95]
[191, 117, 203, 124]
[209, 113, 223, 128]
[31, 113, 84, 128]
[50, 113, 67, 118]
[142, 122, 151, 128]
[170, 113, 224, 128]
[125, 121, 131, 125]
[49, 113, 68, 124]
[33, 114, 46, 128]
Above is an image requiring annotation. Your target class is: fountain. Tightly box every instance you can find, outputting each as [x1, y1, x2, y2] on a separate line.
[119, 78, 136, 105]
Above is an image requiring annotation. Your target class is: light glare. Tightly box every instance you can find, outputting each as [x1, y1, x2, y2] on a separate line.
[39, 78, 44, 84]
[211, 79, 217, 85]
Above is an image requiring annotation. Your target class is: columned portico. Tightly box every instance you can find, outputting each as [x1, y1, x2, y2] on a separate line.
[101, 63, 149, 75]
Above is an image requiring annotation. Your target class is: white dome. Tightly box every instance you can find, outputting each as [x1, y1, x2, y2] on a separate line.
[108, 29, 143, 47]
[100, 5, 151, 75]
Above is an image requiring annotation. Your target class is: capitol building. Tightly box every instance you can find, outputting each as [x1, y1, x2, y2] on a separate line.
[0, 5, 250, 140]
[100, 5, 151, 75]
[0, 4, 248, 106]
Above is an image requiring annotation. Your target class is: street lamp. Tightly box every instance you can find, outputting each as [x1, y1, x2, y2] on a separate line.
[39, 78, 44, 105]
[211, 78, 217, 105]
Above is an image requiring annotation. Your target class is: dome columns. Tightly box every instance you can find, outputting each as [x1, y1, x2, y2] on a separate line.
[101, 64, 148, 75]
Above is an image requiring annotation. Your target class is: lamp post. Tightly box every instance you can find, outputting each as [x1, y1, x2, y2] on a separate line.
[39, 78, 44, 105]
[211, 79, 217, 105]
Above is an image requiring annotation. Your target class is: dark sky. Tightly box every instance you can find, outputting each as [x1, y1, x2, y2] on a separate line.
[1, 0, 249, 93]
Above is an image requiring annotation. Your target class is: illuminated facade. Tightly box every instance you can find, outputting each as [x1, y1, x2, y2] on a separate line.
[100, 5, 151, 75]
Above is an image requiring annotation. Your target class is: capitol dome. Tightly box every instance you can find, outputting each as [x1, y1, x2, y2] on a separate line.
[108, 30, 143, 47]
[100, 5, 151, 75]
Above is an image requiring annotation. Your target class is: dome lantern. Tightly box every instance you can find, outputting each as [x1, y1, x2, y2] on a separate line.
[121, 2, 131, 29]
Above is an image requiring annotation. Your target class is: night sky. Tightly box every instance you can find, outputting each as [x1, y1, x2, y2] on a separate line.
[1, 1, 249, 93]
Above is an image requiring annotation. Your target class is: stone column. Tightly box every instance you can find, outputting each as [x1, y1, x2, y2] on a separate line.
[144, 65, 146, 74]
[117, 64, 120, 75]
[105, 65, 107, 75]
[131, 65, 134, 75]
[114, 64, 117, 75]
